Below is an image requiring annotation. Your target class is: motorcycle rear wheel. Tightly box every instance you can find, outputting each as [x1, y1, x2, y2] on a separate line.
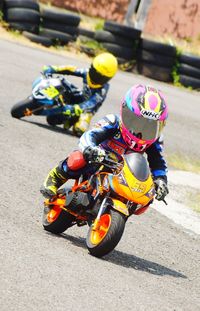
[11, 97, 41, 118]
[43, 205, 75, 234]
[86, 209, 126, 258]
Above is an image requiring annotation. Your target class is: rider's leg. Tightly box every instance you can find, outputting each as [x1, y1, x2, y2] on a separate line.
[73, 113, 93, 137]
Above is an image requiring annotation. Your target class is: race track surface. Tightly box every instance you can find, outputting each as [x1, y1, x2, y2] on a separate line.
[0, 39, 200, 311]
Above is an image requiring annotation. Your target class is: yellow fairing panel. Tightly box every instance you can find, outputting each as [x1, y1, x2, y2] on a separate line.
[111, 161, 154, 206]
[111, 198, 129, 216]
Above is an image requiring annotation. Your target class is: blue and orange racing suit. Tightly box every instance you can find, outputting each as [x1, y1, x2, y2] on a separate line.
[41, 114, 168, 197]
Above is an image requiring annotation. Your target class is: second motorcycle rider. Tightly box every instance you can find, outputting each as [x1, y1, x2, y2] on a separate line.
[41, 52, 118, 136]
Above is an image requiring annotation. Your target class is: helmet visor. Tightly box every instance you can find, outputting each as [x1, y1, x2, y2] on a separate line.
[89, 65, 110, 85]
[122, 104, 162, 141]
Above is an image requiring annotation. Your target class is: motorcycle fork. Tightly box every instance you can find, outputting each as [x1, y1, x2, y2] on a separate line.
[92, 195, 109, 231]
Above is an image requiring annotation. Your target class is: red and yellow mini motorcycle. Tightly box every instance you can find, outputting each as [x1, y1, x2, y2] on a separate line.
[43, 151, 156, 258]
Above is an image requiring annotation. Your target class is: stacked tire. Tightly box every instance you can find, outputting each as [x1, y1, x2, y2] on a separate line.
[95, 21, 141, 64]
[39, 8, 81, 46]
[177, 53, 200, 90]
[4, 0, 40, 34]
[137, 39, 176, 82]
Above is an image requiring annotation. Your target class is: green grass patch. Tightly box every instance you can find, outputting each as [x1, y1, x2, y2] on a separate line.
[186, 191, 200, 213]
[167, 153, 200, 174]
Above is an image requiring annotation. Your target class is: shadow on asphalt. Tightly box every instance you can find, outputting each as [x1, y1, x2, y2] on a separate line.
[21, 119, 78, 137]
[59, 233, 187, 279]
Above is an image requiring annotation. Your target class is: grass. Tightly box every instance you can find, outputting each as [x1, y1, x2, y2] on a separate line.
[186, 191, 200, 213]
[166, 153, 200, 174]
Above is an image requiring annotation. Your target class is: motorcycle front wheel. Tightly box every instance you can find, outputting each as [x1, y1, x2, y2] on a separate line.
[11, 97, 41, 118]
[86, 209, 126, 258]
[43, 205, 76, 234]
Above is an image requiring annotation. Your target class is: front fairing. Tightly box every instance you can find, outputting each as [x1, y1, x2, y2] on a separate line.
[109, 154, 155, 206]
[32, 76, 65, 104]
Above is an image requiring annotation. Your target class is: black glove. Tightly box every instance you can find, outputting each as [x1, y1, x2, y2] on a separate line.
[154, 177, 169, 201]
[83, 146, 105, 163]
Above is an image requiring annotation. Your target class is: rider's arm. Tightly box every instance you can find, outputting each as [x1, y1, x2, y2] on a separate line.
[43, 65, 85, 77]
[79, 114, 119, 150]
[146, 135, 168, 181]
[78, 84, 109, 114]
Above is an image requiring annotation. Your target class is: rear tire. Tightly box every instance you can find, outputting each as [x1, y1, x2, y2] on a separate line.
[86, 209, 126, 258]
[10, 97, 40, 118]
[43, 205, 75, 234]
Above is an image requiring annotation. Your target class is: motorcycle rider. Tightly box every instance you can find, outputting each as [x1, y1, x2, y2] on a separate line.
[40, 84, 169, 202]
[41, 52, 118, 136]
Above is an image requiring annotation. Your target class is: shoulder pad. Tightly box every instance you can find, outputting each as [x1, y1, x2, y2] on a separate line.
[95, 114, 119, 129]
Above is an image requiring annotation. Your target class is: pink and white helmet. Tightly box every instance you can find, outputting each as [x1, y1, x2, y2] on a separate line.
[120, 84, 168, 152]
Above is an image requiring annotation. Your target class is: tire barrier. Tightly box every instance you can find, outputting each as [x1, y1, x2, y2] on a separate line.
[1, 0, 200, 91]
[177, 53, 200, 90]
[136, 39, 176, 82]
[2, 1, 81, 45]
[40, 8, 80, 44]
[94, 21, 141, 64]
[4, 0, 40, 34]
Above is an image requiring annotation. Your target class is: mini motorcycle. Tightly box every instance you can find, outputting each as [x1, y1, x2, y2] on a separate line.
[43, 151, 158, 258]
[10, 73, 77, 123]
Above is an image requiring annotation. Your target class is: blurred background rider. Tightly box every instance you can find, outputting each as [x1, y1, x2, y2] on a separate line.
[42, 52, 118, 136]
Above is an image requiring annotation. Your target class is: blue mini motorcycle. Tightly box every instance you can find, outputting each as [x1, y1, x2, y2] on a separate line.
[11, 73, 73, 119]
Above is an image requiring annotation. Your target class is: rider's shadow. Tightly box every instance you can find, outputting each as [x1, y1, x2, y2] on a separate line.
[61, 233, 187, 278]
[20, 119, 77, 137]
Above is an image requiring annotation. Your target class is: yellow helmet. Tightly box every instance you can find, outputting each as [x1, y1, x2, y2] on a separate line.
[87, 52, 118, 88]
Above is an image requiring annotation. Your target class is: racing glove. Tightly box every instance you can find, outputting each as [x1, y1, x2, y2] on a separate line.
[154, 177, 169, 201]
[42, 65, 56, 76]
[63, 104, 83, 117]
[83, 146, 106, 163]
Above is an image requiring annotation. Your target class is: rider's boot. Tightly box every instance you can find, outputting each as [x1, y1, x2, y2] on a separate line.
[73, 113, 92, 137]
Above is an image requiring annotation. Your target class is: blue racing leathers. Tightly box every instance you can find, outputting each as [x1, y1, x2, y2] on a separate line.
[40, 65, 109, 116]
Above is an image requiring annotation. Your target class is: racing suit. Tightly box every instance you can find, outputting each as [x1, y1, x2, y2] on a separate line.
[41, 65, 109, 135]
[40, 114, 168, 200]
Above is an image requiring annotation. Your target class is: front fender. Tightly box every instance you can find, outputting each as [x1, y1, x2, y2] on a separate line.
[110, 198, 129, 216]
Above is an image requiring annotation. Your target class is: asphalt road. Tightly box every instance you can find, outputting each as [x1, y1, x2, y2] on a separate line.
[0, 39, 200, 311]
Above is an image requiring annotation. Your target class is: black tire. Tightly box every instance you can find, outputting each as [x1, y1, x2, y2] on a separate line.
[23, 31, 52, 47]
[6, 8, 40, 23]
[40, 28, 73, 45]
[137, 49, 175, 68]
[179, 53, 200, 69]
[86, 209, 126, 258]
[78, 27, 95, 39]
[41, 8, 80, 26]
[10, 97, 40, 118]
[41, 20, 78, 36]
[178, 63, 200, 79]
[5, 0, 40, 11]
[139, 38, 176, 57]
[179, 74, 200, 89]
[9, 21, 39, 33]
[43, 205, 75, 234]
[137, 61, 172, 82]
[104, 21, 141, 40]
[0, 0, 4, 11]
[95, 30, 134, 48]
[102, 42, 135, 60]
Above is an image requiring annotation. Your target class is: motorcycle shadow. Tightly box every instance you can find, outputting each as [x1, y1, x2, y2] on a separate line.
[60, 233, 187, 278]
[21, 119, 76, 137]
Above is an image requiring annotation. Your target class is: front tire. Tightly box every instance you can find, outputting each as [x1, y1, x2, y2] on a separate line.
[43, 205, 75, 234]
[11, 97, 40, 118]
[86, 209, 126, 258]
